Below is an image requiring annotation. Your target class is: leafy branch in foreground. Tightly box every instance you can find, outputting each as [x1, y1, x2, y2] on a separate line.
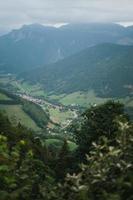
[0, 101, 133, 200]
[57, 121, 133, 200]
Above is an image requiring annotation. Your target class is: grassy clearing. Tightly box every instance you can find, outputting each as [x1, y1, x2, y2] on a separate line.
[0, 92, 11, 100]
[56, 91, 133, 110]
[0, 76, 46, 98]
[32, 90, 47, 97]
[11, 81, 47, 97]
[48, 94, 66, 100]
[0, 104, 40, 131]
[48, 107, 74, 125]
[45, 138, 77, 151]
[56, 90, 110, 107]
[0, 77, 9, 83]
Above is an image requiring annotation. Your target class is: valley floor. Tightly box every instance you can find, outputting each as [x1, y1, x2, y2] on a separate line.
[0, 73, 133, 128]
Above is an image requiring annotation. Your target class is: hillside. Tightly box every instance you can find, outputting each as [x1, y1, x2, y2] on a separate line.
[21, 43, 133, 98]
[0, 101, 133, 199]
[0, 88, 50, 131]
[0, 23, 133, 73]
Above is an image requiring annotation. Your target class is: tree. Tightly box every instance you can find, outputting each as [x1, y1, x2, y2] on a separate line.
[57, 122, 133, 200]
[74, 101, 129, 157]
[56, 140, 70, 180]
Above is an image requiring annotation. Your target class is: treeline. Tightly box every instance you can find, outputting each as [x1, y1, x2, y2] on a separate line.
[0, 100, 20, 105]
[0, 88, 20, 105]
[0, 88, 20, 102]
[0, 101, 133, 199]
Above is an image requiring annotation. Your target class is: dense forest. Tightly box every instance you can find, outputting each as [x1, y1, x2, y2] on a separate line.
[21, 43, 133, 97]
[0, 100, 133, 200]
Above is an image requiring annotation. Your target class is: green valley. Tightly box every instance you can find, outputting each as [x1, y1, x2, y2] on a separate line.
[49, 90, 110, 107]
[0, 21, 133, 200]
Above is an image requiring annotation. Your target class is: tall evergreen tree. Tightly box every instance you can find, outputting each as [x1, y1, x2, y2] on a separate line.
[56, 140, 70, 180]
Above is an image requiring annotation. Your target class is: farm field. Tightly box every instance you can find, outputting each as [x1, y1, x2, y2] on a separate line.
[0, 92, 11, 100]
[0, 104, 41, 131]
[42, 105, 75, 126]
[49, 90, 110, 107]
[11, 81, 47, 97]
[0, 75, 133, 123]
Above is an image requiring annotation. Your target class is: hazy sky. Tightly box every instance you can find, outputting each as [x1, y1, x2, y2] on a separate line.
[0, 0, 133, 33]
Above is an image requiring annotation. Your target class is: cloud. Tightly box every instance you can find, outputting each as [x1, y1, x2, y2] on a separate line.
[0, 0, 133, 31]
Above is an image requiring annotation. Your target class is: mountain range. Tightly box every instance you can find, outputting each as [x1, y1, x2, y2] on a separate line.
[0, 23, 133, 98]
[1, 23, 133, 73]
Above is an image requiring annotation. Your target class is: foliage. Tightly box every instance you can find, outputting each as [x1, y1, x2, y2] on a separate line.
[55, 140, 71, 180]
[0, 112, 55, 199]
[0, 101, 133, 200]
[73, 101, 129, 157]
[57, 122, 133, 200]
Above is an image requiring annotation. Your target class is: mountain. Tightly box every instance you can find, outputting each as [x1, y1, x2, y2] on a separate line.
[0, 23, 133, 73]
[21, 43, 133, 97]
[0, 26, 10, 36]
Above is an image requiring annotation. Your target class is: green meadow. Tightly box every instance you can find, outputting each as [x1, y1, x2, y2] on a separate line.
[0, 104, 41, 131]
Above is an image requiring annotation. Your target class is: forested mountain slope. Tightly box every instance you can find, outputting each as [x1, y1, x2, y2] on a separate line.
[21, 43, 133, 97]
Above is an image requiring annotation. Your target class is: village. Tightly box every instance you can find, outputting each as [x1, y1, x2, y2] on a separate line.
[18, 93, 78, 128]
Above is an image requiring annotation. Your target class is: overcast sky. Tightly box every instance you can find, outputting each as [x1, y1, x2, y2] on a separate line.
[0, 0, 133, 33]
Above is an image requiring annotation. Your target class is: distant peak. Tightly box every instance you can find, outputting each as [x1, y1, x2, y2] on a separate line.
[22, 23, 45, 29]
[20, 23, 58, 32]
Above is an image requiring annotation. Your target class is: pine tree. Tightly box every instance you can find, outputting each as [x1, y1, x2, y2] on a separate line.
[56, 140, 70, 180]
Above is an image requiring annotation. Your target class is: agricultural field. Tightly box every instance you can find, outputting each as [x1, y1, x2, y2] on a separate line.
[49, 90, 110, 107]
[0, 104, 41, 131]
[11, 81, 47, 97]
[0, 92, 11, 100]
[0, 76, 77, 127]
[49, 91, 133, 112]
[44, 106, 75, 126]
[1, 74, 133, 123]
[0, 75, 47, 98]
[0, 77, 10, 84]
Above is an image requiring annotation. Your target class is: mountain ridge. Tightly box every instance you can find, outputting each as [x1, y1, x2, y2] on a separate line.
[1, 23, 133, 73]
[20, 43, 133, 97]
